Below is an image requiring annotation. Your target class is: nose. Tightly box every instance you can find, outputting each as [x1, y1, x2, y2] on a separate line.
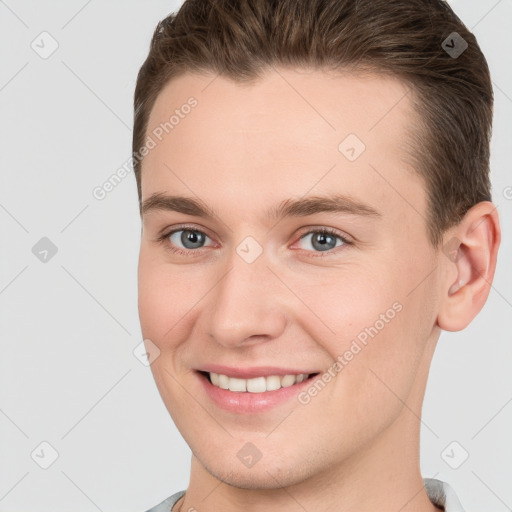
[204, 250, 287, 349]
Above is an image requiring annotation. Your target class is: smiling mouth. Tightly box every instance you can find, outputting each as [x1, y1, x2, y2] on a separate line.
[198, 370, 320, 393]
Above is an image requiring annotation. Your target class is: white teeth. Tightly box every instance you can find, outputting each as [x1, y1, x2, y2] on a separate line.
[266, 375, 281, 391]
[228, 377, 246, 392]
[247, 377, 266, 393]
[210, 372, 220, 386]
[218, 373, 229, 389]
[281, 374, 296, 387]
[208, 372, 309, 392]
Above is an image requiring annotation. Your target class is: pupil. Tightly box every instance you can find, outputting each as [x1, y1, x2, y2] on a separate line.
[313, 232, 335, 251]
[182, 230, 204, 248]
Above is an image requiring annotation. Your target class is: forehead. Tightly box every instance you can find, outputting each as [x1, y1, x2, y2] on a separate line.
[142, 68, 426, 226]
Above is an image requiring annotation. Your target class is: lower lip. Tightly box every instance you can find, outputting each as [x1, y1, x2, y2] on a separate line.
[196, 371, 318, 414]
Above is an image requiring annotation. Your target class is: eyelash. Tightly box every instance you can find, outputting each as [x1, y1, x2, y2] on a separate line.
[156, 224, 352, 258]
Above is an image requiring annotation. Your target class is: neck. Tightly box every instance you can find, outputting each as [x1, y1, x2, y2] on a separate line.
[175, 410, 441, 512]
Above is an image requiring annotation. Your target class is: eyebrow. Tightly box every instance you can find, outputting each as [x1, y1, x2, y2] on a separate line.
[141, 192, 381, 220]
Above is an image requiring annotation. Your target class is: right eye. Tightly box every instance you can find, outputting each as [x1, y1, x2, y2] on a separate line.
[157, 226, 215, 255]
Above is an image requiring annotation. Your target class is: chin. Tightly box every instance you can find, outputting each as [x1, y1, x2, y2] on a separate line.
[204, 465, 302, 490]
[196, 448, 317, 490]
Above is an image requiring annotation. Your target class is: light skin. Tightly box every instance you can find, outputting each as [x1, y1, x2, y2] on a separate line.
[137, 68, 500, 512]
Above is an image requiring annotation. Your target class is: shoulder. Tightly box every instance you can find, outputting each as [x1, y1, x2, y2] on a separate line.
[143, 490, 186, 512]
[424, 478, 466, 512]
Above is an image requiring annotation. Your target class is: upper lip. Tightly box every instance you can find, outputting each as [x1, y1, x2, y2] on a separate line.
[197, 364, 319, 379]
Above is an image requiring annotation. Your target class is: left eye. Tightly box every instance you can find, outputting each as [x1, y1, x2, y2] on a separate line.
[296, 230, 346, 252]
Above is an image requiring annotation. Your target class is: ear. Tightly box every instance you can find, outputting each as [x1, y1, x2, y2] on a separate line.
[437, 201, 501, 332]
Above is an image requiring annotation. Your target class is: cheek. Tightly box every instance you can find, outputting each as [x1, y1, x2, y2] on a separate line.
[137, 251, 198, 342]
[288, 263, 400, 350]
[137, 250, 219, 362]
[292, 260, 433, 397]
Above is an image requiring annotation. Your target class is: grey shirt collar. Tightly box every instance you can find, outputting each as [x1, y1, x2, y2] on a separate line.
[145, 478, 465, 512]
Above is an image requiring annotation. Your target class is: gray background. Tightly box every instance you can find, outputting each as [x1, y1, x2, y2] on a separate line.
[0, 1, 510, 511]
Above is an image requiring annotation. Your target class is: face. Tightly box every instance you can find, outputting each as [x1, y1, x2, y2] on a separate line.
[137, 68, 443, 489]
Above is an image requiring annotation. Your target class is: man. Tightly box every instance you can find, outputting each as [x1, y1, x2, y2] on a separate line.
[133, 0, 501, 510]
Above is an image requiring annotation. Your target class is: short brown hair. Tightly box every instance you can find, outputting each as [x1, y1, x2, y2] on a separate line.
[133, 0, 493, 246]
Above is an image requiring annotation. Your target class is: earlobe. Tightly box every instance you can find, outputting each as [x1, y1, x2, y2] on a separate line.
[437, 201, 500, 332]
